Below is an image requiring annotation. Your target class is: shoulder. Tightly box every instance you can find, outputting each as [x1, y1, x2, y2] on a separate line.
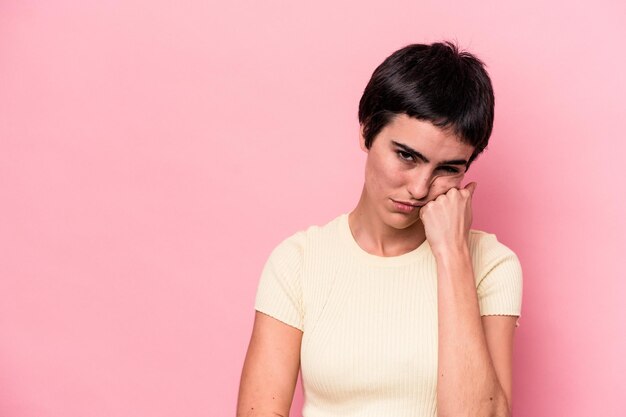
[468, 229, 517, 258]
[469, 229, 513, 253]
[266, 213, 345, 262]
[468, 229, 522, 282]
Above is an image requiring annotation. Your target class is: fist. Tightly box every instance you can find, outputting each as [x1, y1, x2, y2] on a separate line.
[419, 182, 477, 254]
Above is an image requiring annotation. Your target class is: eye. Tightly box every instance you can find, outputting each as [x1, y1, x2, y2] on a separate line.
[438, 166, 460, 174]
[396, 150, 415, 162]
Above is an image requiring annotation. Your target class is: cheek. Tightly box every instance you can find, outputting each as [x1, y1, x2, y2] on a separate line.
[366, 157, 404, 191]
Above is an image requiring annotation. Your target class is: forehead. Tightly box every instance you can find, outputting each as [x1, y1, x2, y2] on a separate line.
[380, 114, 475, 160]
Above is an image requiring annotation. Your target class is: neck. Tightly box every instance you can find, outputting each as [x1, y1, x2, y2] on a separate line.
[348, 186, 427, 257]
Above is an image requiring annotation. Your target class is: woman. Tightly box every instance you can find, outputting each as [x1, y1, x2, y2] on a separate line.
[237, 41, 523, 417]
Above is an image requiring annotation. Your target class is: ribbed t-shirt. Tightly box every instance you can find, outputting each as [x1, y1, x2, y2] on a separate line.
[254, 212, 523, 417]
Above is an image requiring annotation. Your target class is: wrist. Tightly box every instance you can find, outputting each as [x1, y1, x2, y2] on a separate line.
[433, 243, 474, 285]
[432, 241, 470, 264]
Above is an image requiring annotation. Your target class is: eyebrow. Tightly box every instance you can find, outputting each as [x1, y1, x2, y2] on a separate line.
[391, 141, 468, 166]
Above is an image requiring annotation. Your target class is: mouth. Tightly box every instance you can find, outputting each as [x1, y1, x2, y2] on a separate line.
[391, 199, 423, 213]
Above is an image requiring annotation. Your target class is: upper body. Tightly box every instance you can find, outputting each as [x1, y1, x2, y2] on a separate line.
[252, 212, 522, 416]
[238, 41, 522, 417]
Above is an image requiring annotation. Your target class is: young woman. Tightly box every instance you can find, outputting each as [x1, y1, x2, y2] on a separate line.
[237, 41, 523, 417]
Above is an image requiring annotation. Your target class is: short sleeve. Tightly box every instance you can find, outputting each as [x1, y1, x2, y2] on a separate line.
[472, 232, 524, 327]
[254, 232, 305, 331]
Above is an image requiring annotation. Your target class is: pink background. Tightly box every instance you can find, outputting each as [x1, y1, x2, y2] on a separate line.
[1, 1, 625, 416]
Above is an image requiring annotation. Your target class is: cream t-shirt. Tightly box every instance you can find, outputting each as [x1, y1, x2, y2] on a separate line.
[255, 212, 523, 417]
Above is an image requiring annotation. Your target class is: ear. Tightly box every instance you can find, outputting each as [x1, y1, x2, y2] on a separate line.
[359, 125, 369, 153]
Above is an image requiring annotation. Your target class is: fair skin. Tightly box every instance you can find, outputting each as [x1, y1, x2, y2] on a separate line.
[237, 114, 517, 417]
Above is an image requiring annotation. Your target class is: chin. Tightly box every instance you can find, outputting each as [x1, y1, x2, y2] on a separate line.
[385, 212, 420, 230]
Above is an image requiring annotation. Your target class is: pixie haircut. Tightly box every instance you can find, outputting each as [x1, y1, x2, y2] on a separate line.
[358, 41, 495, 168]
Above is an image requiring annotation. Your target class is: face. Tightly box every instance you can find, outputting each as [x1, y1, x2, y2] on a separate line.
[359, 113, 475, 230]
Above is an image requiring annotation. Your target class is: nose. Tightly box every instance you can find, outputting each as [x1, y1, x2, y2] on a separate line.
[407, 167, 432, 202]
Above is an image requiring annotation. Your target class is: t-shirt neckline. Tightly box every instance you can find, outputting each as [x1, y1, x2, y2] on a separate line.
[338, 212, 431, 267]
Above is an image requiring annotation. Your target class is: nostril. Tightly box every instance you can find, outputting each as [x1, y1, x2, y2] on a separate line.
[407, 188, 430, 202]
[408, 180, 432, 202]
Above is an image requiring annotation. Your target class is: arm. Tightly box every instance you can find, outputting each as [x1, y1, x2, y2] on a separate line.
[435, 248, 513, 417]
[420, 183, 515, 417]
[482, 314, 517, 413]
[237, 311, 303, 417]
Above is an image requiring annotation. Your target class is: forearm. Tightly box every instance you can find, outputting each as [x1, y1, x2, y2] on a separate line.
[435, 245, 510, 417]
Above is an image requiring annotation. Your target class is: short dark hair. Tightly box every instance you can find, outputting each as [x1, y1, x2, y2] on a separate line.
[358, 41, 495, 168]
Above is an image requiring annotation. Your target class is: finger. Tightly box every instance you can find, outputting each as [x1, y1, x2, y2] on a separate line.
[419, 202, 430, 221]
[464, 182, 477, 197]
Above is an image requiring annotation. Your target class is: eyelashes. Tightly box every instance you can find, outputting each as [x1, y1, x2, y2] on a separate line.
[439, 166, 461, 174]
[397, 150, 415, 161]
[395, 150, 460, 174]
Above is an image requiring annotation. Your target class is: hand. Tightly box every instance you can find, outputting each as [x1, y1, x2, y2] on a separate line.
[419, 182, 477, 255]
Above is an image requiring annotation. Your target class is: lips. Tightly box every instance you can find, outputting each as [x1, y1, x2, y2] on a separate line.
[391, 199, 423, 208]
[391, 199, 423, 213]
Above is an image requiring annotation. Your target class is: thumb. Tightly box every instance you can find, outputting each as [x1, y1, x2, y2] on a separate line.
[464, 182, 478, 197]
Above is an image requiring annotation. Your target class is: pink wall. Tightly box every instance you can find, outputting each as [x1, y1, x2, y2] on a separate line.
[1, 1, 625, 416]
